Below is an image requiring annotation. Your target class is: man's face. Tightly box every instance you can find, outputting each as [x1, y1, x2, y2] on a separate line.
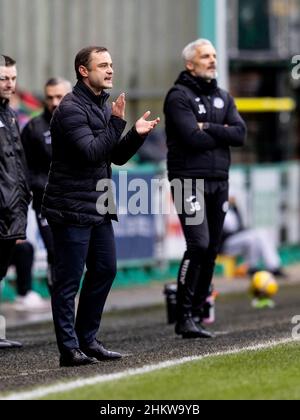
[45, 83, 70, 114]
[0, 65, 17, 101]
[186, 44, 217, 80]
[81, 51, 114, 94]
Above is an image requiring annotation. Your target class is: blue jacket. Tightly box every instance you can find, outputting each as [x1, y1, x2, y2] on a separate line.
[42, 81, 144, 226]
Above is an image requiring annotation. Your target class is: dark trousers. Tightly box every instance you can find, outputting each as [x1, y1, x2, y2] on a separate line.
[36, 212, 55, 290]
[172, 179, 228, 319]
[0, 240, 16, 281]
[10, 242, 34, 296]
[50, 220, 117, 355]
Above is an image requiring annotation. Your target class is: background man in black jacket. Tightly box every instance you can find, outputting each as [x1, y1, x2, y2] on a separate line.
[42, 46, 160, 367]
[22, 77, 72, 290]
[164, 39, 246, 339]
[0, 55, 31, 348]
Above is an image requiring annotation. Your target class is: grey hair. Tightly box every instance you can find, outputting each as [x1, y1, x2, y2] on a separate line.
[45, 77, 72, 92]
[182, 39, 213, 63]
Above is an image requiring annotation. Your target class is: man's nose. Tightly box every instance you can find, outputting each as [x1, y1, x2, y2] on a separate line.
[53, 98, 60, 107]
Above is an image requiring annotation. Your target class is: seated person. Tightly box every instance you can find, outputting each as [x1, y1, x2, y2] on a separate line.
[221, 198, 287, 277]
[9, 240, 49, 310]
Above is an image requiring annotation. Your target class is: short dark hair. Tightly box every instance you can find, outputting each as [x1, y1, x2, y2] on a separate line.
[0, 55, 16, 67]
[45, 77, 72, 90]
[75, 46, 108, 81]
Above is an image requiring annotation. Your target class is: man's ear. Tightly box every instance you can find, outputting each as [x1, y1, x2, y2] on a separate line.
[186, 61, 194, 72]
[79, 65, 89, 78]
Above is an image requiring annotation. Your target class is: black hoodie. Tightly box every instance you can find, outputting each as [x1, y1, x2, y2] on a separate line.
[164, 71, 246, 180]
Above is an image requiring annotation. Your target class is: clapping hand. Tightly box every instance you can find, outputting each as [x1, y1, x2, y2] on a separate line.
[135, 111, 160, 137]
[112, 93, 126, 120]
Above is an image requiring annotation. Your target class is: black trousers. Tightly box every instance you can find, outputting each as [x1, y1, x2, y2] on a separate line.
[172, 179, 228, 319]
[10, 242, 34, 296]
[35, 212, 55, 290]
[0, 240, 16, 281]
[50, 220, 117, 355]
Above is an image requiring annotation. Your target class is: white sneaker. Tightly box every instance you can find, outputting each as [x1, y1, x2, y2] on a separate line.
[14, 291, 50, 312]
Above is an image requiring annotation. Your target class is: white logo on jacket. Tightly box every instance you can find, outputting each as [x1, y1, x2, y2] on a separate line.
[198, 104, 207, 115]
[214, 97, 225, 109]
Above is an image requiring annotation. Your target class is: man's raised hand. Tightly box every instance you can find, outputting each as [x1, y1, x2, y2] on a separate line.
[112, 93, 126, 120]
[135, 111, 160, 137]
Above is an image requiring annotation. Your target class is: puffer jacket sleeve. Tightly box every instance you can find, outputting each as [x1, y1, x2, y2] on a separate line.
[164, 89, 219, 151]
[53, 103, 127, 164]
[111, 126, 145, 165]
[204, 95, 247, 147]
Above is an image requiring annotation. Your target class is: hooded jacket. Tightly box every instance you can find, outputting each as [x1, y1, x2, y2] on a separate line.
[0, 99, 31, 240]
[42, 81, 145, 226]
[21, 108, 52, 211]
[164, 71, 246, 180]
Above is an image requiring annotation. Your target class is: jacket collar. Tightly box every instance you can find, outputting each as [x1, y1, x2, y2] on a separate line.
[175, 71, 218, 96]
[73, 80, 110, 108]
[43, 107, 53, 123]
[0, 97, 9, 111]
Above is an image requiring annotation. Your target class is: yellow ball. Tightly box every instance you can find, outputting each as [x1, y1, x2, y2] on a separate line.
[251, 271, 279, 298]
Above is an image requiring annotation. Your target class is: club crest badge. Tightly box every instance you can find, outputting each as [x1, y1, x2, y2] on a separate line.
[214, 97, 225, 109]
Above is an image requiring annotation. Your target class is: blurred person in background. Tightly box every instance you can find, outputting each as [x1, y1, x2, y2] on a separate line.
[21, 78, 72, 291]
[137, 127, 167, 164]
[221, 196, 287, 278]
[164, 39, 246, 339]
[10, 240, 49, 311]
[0, 55, 31, 349]
[10, 89, 42, 130]
[42, 46, 160, 367]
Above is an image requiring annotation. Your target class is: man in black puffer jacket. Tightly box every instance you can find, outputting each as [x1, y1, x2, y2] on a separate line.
[164, 39, 246, 339]
[42, 46, 160, 367]
[0, 55, 31, 349]
[22, 77, 72, 290]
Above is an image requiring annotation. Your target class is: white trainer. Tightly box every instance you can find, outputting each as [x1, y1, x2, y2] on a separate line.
[13, 291, 50, 312]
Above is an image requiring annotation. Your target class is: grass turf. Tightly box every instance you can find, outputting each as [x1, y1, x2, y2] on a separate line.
[41, 341, 300, 400]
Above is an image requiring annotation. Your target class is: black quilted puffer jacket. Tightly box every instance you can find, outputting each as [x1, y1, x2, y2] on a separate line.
[42, 81, 145, 226]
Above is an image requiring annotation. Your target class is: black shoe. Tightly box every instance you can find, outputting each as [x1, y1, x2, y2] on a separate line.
[59, 349, 98, 367]
[175, 317, 214, 339]
[0, 338, 23, 349]
[81, 339, 122, 361]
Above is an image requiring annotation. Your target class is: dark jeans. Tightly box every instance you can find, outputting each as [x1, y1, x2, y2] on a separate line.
[172, 179, 228, 319]
[10, 242, 34, 296]
[50, 220, 117, 355]
[0, 240, 16, 281]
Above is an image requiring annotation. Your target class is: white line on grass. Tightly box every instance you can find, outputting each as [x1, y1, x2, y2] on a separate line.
[1, 337, 298, 400]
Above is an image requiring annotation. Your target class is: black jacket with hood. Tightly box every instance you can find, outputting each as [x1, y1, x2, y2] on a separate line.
[164, 71, 246, 180]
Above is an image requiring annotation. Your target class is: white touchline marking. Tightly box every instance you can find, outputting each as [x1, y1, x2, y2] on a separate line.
[1, 337, 298, 400]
